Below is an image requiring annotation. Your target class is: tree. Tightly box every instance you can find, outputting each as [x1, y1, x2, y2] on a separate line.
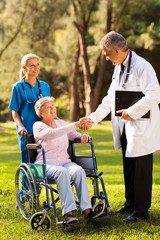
[72, 0, 99, 115]
[70, 0, 129, 117]
[91, 0, 112, 111]
[0, 0, 29, 59]
[69, 41, 80, 121]
[1, 0, 160, 122]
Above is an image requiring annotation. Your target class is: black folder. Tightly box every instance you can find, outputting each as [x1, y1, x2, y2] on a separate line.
[115, 90, 150, 118]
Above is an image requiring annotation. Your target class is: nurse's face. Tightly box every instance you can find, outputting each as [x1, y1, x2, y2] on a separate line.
[25, 58, 40, 78]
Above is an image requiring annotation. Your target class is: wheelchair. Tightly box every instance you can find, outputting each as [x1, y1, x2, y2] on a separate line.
[15, 133, 112, 230]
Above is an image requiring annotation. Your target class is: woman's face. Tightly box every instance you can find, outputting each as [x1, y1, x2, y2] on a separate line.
[41, 101, 57, 119]
[25, 58, 40, 78]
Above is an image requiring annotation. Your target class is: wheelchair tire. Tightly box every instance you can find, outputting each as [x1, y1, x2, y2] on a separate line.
[30, 212, 51, 231]
[20, 163, 40, 212]
[92, 201, 106, 214]
[15, 164, 39, 220]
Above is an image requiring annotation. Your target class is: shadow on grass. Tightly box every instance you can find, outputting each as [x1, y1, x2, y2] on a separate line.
[58, 211, 160, 238]
[3, 196, 160, 238]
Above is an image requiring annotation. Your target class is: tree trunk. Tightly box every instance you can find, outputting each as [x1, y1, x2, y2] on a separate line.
[70, 41, 80, 121]
[91, 0, 112, 111]
[91, 54, 107, 111]
[72, 0, 97, 116]
[78, 30, 92, 116]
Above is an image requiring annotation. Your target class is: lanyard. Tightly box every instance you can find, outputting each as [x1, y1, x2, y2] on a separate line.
[21, 78, 43, 103]
[122, 50, 132, 89]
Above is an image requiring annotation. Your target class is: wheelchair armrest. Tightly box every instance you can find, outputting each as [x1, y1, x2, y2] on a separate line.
[26, 143, 42, 149]
[72, 138, 81, 143]
[71, 138, 92, 144]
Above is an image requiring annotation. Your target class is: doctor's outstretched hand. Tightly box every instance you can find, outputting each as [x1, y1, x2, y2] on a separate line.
[79, 117, 94, 130]
[116, 109, 133, 121]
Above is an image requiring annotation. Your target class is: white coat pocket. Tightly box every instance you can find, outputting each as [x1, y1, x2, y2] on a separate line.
[126, 119, 149, 137]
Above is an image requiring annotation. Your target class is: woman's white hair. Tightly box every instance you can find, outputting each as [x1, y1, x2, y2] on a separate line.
[34, 96, 55, 118]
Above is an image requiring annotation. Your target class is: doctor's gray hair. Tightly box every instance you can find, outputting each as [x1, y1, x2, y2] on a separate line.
[34, 96, 55, 118]
[100, 31, 128, 52]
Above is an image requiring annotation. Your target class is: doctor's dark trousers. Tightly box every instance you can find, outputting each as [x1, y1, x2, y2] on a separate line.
[120, 126, 153, 216]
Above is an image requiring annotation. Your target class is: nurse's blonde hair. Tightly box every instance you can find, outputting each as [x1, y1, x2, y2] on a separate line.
[20, 53, 39, 80]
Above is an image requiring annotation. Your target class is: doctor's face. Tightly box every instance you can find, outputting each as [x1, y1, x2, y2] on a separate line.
[103, 47, 121, 65]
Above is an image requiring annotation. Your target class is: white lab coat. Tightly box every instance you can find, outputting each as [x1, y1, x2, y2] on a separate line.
[89, 51, 160, 157]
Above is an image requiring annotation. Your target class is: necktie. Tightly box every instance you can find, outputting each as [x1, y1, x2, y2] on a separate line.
[119, 64, 125, 82]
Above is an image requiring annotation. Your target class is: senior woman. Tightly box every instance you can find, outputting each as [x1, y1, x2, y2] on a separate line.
[33, 97, 102, 224]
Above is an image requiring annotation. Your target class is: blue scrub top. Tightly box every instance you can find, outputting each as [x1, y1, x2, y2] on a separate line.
[9, 79, 50, 150]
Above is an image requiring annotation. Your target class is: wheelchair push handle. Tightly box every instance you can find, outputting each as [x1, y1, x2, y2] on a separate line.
[71, 138, 92, 143]
[26, 143, 42, 150]
[24, 132, 42, 149]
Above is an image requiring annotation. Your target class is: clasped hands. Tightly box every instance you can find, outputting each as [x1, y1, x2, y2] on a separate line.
[75, 117, 94, 144]
[79, 117, 94, 130]
[75, 117, 94, 131]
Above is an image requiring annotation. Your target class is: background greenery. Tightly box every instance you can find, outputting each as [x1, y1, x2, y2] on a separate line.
[1, 1, 160, 238]
[0, 121, 160, 240]
[0, 0, 160, 120]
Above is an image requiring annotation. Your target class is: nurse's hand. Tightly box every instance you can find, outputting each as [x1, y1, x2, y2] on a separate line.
[18, 126, 28, 136]
[116, 110, 133, 121]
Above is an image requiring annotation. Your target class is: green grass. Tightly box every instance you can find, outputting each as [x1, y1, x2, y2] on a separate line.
[0, 121, 160, 240]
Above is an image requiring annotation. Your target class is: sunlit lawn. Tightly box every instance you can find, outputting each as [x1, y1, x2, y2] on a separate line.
[0, 121, 160, 240]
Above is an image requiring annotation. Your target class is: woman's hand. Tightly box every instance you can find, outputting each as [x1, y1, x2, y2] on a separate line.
[81, 132, 91, 144]
[75, 121, 80, 128]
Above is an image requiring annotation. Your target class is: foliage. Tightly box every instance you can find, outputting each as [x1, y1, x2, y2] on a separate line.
[0, 0, 160, 120]
[0, 121, 160, 239]
[117, 0, 160, 49]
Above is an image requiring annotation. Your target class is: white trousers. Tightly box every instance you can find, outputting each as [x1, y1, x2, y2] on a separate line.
[46, 162, 92, 215]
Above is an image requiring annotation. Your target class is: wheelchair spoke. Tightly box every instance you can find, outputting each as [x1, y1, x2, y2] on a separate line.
[15, 165, 39, 220]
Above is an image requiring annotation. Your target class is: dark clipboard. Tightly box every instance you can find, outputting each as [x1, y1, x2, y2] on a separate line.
[115, 90, 150, 118]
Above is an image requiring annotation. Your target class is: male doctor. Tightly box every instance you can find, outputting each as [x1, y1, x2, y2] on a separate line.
[80, 31, 160, 223]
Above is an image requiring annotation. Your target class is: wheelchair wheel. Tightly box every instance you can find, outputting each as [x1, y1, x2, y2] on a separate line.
[92, 201, 106, 214]
[30, 212, 51, 231]
[21, 163, 40, 212]
[15, 164, 39, 220]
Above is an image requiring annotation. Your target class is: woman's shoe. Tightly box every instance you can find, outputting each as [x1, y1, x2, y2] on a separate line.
[64, 215, 78, 224]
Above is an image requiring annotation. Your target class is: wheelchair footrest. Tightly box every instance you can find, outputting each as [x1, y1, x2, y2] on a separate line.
[57, 221, 82, 228]
[89, 213, 113, 222]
